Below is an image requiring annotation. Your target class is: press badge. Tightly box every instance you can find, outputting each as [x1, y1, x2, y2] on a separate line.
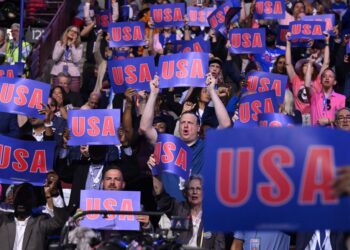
[250, 238, 260, 250]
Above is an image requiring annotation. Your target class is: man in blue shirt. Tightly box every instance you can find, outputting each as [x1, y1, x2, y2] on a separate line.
[139, 73, 231, 200]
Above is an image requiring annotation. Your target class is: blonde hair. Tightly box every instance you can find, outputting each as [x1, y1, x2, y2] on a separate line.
[60, 26, 81, 47]
[283, 89, 295, 115]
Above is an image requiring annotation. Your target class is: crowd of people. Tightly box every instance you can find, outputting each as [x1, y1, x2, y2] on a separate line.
[0, 0, 350, 249]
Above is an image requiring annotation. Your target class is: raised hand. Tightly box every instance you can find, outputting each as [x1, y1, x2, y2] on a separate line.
[150, 75, 160, 94]
[205, 72, 217, 91]
[147, 154, 156, 171]
[182, 101, 196, 114]
[39, 103, 54, 123]
[124, 88, 137, 103]
[44, 171, 59, 198]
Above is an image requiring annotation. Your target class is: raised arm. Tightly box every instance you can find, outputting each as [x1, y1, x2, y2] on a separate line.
[80, 21, 95, 38]
[319, 33, 330, 75]
[93, 30, 104, 65]
[206, 73, 232, 128]
[285, 32, 297, 80]
[139, 76, 159, 145]
[112, 0, 119, 22]
[123, 88, 136, 143]
[304, 58, 314, 94]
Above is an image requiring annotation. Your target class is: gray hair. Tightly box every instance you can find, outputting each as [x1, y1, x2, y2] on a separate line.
[57, 72, 72, 84]
[10, 23, 20, 31]
[183, 175, 203, 193]
[335, 107, 350, 121]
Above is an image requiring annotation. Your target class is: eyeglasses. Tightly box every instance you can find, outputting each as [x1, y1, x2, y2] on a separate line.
[188, 187, 202, 193]
[69, 29, 79, 34]
[337, 115, 350, 121]
[324, 98, 331, 111]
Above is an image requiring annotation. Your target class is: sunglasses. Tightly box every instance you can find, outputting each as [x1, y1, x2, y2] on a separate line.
[324, 98, 331, 111]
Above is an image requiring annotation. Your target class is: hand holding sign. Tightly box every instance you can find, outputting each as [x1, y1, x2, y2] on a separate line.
[324, 31, 330, 44]
[44, 171, 59, 199]
[285, 31, 291, 42]
[206, 72, 217, 93]
[38, 103, 54, 124]
[147, 153, 160, 176]
[136, 215, 151, 228]
[332, 167, 350, 197]
[124, 88, 137, 103]
[150, 75, 160, 94]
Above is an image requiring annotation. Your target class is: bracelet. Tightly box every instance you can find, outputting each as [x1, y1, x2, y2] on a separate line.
[44, 121, 53, 127]
[325, 43, 329, 46]
[45, 195, 51, 199]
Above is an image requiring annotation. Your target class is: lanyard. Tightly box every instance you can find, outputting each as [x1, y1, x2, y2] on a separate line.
[89, 165, 104, 188]
[64, 46, 71, 62]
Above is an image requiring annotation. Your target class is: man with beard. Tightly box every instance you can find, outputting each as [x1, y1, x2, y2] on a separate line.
[101, 165, 151, 228]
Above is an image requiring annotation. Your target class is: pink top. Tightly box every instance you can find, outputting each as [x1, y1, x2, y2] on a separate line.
[310, 89, 346, 126]
[291, 74, 322, 115]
